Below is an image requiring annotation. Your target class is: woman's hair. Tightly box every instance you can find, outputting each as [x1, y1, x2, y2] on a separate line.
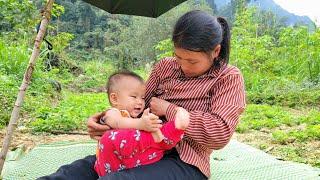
[172, 10, 230, 68]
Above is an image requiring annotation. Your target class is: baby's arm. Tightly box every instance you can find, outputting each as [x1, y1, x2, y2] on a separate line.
[102, 109, 140, 129]
[102, 108, 162, 132]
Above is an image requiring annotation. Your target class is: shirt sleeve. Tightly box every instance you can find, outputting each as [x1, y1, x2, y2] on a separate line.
[165, 103, 178, 121]
[184, 73, 246, 150]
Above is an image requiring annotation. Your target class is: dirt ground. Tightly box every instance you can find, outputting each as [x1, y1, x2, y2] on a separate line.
[0, 129, 91, 152]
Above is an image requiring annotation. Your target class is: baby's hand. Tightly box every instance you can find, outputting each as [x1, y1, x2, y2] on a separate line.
[139, 108, 162, 132]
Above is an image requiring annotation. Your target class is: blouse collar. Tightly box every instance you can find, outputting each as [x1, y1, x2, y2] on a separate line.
[171, 57, 223, 79]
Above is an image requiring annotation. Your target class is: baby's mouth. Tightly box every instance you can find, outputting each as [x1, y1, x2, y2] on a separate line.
[134, 107, 142, 112]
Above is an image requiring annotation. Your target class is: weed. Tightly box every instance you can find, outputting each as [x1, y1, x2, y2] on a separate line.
[28, 92, 108, 133]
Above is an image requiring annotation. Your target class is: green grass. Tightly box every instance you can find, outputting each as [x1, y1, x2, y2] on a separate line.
[271, 110, 320, 143]
[238, 104, 320, 144]
[27, 91, 109, 133]
[0, 74, 17, 127]
[133, 67, 150, 81]
[66, 60, 114, 92]
[0, 39, 29, 77]
[297, 110, 320, 125]
[273, 145, 320, 168]
[247, 89, 320, 108]
[271, 124, 320, 144]
[277, 146, 306, 164]
[237, 104, 320, 168]
[271, 130, 291, 145]
[237, 104, 296, 133]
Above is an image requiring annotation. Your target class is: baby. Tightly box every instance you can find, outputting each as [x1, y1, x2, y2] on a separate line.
[94, 70, 190, 176]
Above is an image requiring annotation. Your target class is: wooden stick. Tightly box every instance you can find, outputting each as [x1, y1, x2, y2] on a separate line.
[0, 0, 55, 173]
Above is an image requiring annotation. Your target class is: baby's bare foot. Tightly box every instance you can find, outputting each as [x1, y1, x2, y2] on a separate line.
[175, 107, 190, 130]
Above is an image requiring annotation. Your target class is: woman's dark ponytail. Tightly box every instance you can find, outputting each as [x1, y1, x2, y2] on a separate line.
[216, 16, 230, 67]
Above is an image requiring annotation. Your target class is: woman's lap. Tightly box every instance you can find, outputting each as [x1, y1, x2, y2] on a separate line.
[37, 155, 99, 180]
[100, 149, 207, 180]
[38, 149, 207, 180]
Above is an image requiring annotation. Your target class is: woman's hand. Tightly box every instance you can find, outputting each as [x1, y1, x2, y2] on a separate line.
[138, 108, 162, 132]
[87, 112, 111, 140]
[149, 97, 171, 117]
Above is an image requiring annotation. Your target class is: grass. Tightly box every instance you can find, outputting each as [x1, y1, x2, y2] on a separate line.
[51, 60, 115, 92]
[276, 146, 306, 163]
[247, 89, 320, 108]
[0, 74, 17, 128]
[236, 104, 320, 168]
[27, 91, 109, 133]
[270, 110, 320, 144]
[272, 144, 320, 168]
[236, 104, 296, 133]
[238, 104, 320, 141]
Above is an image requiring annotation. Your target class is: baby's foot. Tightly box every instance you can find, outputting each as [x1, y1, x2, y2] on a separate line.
[174, 107, 190, 130]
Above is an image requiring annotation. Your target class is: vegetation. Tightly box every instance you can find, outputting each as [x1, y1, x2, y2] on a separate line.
[28, 92, 107, 133]
[0, 0, 319, 168]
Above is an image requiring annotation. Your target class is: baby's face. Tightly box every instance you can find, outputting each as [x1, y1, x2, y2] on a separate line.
[115, 77, 146, 118]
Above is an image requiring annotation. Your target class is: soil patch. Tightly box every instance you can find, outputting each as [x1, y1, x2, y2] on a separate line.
[0, 129, 91, 152]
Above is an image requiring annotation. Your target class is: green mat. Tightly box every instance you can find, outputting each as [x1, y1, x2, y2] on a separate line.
[2, 140, 320, 180]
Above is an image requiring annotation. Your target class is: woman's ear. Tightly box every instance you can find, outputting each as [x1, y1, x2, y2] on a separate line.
[211, 44, 221, 59]
[109, 93, 118, 105]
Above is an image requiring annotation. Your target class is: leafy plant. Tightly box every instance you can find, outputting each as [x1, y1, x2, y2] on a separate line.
[236, 104, 295, 133]
[28, 92, 108, 133]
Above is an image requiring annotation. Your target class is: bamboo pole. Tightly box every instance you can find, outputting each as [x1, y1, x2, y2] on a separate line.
[0, 0, 55, 173]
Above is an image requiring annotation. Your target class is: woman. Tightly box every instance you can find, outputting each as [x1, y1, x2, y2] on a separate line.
[40, 10, 245, 180]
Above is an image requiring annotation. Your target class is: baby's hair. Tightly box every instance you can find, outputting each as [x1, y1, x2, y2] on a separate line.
[106, 70, 144, 96]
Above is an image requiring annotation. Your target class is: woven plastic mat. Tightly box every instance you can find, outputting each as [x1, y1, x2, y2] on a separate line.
[2, 140, 320, 180]
[210, 140, 320, 180]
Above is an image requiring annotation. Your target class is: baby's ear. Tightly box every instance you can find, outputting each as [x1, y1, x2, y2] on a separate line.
[109, 92, 118, 105]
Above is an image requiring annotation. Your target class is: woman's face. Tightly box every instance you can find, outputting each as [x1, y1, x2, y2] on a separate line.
[174, 46, 220, 77]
